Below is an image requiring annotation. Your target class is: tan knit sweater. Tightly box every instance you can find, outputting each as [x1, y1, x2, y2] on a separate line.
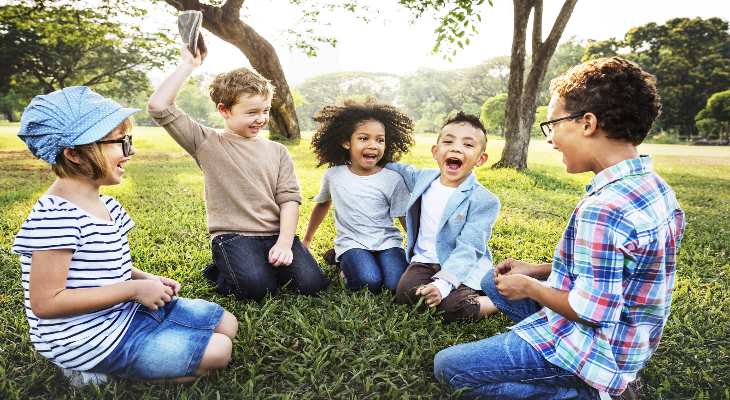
[150, 105, 301, 237]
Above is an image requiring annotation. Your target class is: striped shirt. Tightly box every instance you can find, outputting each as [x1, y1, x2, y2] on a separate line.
[513, 156, 686, 396]
[11, 195, 140, 371]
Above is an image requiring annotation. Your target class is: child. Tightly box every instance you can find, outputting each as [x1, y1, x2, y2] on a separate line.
[302, 100, 415, 292]
[12, 86, 238, 383]
[434, 57, 686, 399]
[147, 47, 328, 301]
[387, 112, 500, 322]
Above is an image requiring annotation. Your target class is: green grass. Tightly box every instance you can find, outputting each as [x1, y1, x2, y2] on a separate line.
[1, 123, 729, 399]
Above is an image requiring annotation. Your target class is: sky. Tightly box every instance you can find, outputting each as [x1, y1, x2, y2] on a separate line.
[147, 0, 730, 85]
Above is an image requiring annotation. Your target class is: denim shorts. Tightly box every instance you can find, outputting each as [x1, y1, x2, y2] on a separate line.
[91, 297, 224, 380]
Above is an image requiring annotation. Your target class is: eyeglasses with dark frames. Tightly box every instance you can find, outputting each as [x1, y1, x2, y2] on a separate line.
[96, 135, 133, 157]
[539, 111, 586, 137]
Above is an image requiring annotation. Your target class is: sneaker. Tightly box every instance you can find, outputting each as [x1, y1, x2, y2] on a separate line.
[61, 368, 108, 387]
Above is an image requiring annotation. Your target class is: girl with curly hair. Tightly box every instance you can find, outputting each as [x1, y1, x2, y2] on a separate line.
[302, 100, 415, 293]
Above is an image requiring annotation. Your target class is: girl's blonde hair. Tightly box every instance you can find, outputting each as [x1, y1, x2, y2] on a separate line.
[51, 118, 133, 180]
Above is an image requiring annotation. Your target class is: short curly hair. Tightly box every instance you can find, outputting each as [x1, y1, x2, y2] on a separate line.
[441, 111, 487, 151]
[549, 56, 661, 145]
[311, 100, 415, 167]
[209, 67, 274, 109]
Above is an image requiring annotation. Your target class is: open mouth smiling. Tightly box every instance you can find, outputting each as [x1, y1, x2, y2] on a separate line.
[116, 160, 127, 173]
[445, 157, 463, 171]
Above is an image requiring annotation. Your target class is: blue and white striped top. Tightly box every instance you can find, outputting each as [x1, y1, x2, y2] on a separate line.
[11, 195, 140, 371]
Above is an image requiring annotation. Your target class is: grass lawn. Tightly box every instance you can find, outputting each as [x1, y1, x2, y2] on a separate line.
[1, 122, 728, 399]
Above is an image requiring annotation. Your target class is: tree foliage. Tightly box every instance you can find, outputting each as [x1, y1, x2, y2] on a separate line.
[294, 72, 400, 131]
[583, 17, 730, 138]
[295, 57, 511, 134]
[0, 1, 176, 117]
[480, 93, 507, 135]
[695, 89, 730, 142]
[400, 0, 578, 169]
[398, 0, 492, 59]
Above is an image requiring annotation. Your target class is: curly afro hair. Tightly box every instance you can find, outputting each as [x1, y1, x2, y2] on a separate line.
[311, 99, 415, 167]
[549, 56, 661, 145]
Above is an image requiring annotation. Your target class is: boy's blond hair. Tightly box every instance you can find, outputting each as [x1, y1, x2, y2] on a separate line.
[209, 67, 274, 109]
[51, 118, 133, 180]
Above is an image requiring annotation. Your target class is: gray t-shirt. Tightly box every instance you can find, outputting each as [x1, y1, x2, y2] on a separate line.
[314, 166, 410, 259]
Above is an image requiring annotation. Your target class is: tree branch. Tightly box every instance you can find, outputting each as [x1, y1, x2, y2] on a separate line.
[82, 62, 143, 86]
[222, 0, 244, 15]
[531, 0, 542, 65]
[539, 0, 577, 58]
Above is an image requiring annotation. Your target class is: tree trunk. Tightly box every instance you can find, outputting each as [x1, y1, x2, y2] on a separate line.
[2, 109, 19, 122]
[164, 0, 301, 141]
[494, 0, 578, 170]
[494, 0, 532, 170]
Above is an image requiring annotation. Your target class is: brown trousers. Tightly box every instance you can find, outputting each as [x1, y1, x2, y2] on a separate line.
[395, 262, 483, 322]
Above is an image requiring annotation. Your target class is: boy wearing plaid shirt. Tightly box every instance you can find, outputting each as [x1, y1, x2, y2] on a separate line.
[434, 57, 686, 399]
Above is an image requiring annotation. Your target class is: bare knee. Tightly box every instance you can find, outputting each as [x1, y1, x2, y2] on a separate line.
[215, 310, 238, 339]
[197, 333, 233, 374]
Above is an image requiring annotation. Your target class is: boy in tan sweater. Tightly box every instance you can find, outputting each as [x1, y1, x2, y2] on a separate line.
[148, 47, 328, 301]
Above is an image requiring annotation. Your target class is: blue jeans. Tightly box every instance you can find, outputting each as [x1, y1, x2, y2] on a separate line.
[208, 234, 329, 301]
[432, 273, 599, 399]
[91, 298, 223, 380]
[339, 247, 407, 292]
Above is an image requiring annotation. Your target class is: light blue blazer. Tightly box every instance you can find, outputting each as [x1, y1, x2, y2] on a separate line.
[385, 162, 500, 290]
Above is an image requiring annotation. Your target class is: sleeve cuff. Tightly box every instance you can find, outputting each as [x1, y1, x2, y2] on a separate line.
[276, 193, 302, 205]
[567, 284, 623, 326]
[431, 278, 454, 299]
[433, 270, 461, 288]
[313, 193, 330, 203]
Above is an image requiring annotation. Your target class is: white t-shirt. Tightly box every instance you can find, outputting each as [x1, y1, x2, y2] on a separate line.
[411, 180, 458, 298]
[314, 166, 409, 259]
[412, 179, 455, 263]
[12, 195, 139, 371]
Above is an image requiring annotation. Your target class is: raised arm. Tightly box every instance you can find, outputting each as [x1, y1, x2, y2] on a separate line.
[148, 47, 204, 113]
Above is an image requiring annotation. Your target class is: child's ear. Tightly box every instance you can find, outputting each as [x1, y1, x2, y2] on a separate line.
[582, 112, 599, 137]
[431, 144, 438, 159]
[217, 103, 231, 118]
[476, 152, 488, 167]
[62, 148, 82, 165]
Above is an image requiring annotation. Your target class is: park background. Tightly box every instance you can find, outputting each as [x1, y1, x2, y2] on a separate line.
[1, 0, 729, 398]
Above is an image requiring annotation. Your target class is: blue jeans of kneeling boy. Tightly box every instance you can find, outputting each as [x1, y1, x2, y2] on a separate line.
[433, 272, 599, 399]
[339, 247, 407, 292]
[209, 234, 329, 301]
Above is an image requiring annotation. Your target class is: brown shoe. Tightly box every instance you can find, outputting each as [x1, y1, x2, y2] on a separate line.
[611, 378, 642, 400]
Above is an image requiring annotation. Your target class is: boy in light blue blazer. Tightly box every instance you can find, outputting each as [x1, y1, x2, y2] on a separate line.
[387, 112, 500, 322]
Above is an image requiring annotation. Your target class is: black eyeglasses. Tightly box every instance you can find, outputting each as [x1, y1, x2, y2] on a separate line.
[539, 111, 586, 137]
[97, 135, 133, 157]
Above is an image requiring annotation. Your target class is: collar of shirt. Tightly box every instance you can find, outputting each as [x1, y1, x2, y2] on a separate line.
[585, 155, 652, 195]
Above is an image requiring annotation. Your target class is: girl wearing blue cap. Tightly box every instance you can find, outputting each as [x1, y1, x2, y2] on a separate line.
[12, 86, 238, 384]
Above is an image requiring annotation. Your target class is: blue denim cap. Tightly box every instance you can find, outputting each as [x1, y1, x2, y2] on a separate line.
[18, 86, 139, 164]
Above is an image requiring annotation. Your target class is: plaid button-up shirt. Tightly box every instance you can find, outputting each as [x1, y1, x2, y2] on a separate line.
[513, 156, 686, 395]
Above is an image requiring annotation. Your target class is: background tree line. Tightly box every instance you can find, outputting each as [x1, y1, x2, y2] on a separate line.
[2, 1, 728, 149]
